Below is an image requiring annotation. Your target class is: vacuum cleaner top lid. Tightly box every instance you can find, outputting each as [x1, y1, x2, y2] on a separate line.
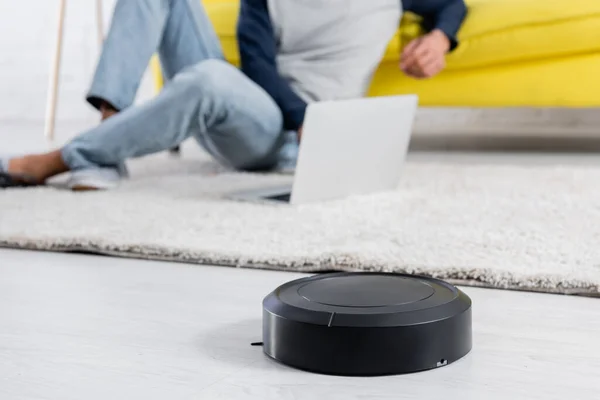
[264, 273, 470, 328]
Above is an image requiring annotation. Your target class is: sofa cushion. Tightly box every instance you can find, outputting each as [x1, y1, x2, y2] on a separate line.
[203, 0, 600, 71]
[369, 52, 600, 107]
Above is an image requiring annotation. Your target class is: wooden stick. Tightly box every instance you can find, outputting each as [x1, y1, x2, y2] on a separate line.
[44, 0, 67, 142]
[96, 0, 104, 47]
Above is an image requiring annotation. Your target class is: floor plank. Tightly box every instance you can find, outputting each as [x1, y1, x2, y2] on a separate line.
[0, 249, 598, 400]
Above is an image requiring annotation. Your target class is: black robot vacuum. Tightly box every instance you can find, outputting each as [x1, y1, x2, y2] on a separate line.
[262, 272, 472, 376]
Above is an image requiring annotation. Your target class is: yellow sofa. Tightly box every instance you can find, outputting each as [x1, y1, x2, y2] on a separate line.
[153, 0, 600, 107]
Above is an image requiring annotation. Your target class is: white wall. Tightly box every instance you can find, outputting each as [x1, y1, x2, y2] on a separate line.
[0, 0, 153, 152]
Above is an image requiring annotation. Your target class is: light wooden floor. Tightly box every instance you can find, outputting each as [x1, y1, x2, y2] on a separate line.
[0, 249, 599, 400]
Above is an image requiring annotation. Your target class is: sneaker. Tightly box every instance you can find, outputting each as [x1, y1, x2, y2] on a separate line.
[273, 131, 299, 174]
[67, 167, 125, 191]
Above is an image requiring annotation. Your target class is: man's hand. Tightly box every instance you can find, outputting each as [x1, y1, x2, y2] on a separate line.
[400, 29, 451, 79]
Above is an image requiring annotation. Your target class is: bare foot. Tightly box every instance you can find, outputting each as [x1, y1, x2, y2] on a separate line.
[7, 151, 69, 184]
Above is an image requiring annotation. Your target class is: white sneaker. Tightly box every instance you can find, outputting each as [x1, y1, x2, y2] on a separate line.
[67, 167, 124, 190]
[273, 131, 298, 174]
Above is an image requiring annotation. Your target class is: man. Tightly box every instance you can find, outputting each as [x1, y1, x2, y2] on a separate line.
[0, 0, 467, 190]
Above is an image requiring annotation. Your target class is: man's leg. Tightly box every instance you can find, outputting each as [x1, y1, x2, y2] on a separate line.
[4, 60, 283, 186]
[66, 61, 283, 171]
[87, 0, 223, 116]
[2, 0, 235, 187]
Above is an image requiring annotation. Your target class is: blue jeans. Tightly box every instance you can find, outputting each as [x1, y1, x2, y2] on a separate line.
[62, 0, 297, 173]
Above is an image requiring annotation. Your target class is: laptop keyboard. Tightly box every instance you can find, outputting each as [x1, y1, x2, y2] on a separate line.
[265, 193, 291, 202]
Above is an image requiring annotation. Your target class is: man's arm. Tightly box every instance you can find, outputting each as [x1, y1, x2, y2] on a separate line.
[400, 0, 467, 79]
[237, 0, 306, 131]
[406, 0, 467, 51]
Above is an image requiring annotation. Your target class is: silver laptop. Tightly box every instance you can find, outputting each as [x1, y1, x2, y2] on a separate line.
[230, 94, 418, 205]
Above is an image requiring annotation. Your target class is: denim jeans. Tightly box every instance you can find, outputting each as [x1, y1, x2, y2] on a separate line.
[62, 0, 297, 173]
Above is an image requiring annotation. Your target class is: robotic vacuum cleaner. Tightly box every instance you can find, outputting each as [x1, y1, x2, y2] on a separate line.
[262, 272, 472, 376]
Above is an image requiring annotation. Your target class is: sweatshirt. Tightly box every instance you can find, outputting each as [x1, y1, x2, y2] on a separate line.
[237, 0, 467, 131]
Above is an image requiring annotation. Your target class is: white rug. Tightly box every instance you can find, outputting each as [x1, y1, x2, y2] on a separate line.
[1, 150, 599, 296]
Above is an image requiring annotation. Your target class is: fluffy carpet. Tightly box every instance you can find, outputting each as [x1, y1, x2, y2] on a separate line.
[1, 150, 599, 296]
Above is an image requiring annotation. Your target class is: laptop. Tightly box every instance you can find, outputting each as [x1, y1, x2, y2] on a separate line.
[230, 94, 418, 205]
